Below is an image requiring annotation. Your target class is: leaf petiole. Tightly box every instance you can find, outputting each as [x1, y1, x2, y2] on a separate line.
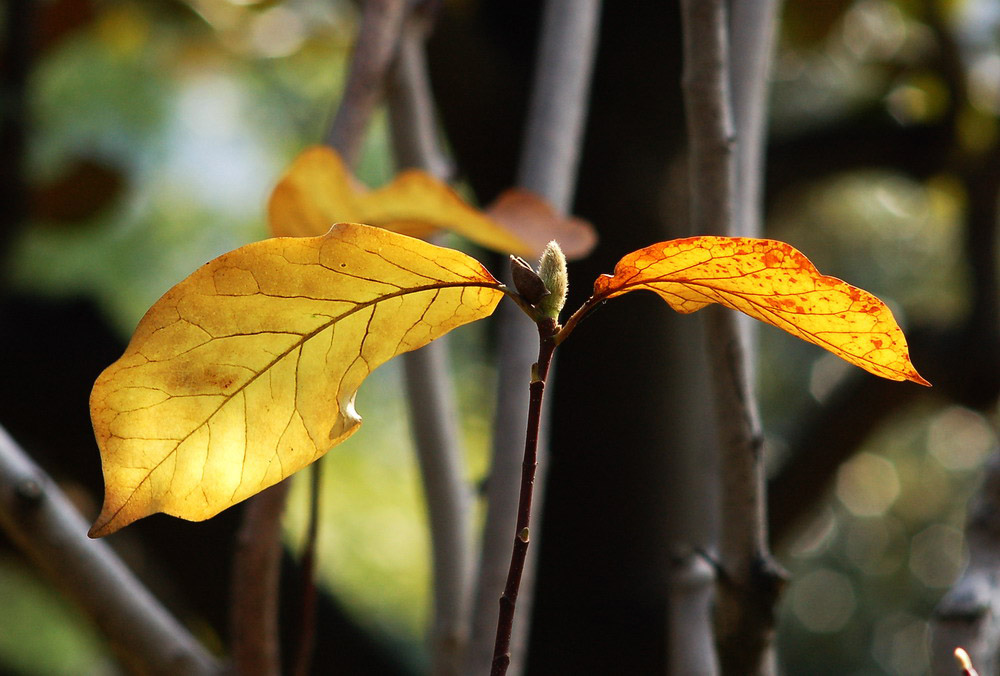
[553, 294, 604, 345]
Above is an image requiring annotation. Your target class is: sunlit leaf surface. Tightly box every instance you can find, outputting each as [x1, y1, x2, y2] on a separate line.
[594, 237, 929, 385]
[89, 223, 505, 536]
[269, 145, 533, 255]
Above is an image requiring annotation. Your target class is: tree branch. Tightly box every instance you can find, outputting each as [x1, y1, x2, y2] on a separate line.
[292, 463, 322, 676]
[668, 552, 721, 674]
[680, 0, 783, 673]
[768, 371, 919, 543]
[490, 319, 558, 676]
[387, 5, 453, 180]
[923, 6, 1000, 671]
[729, 0, 780, 240]
[383, 9, 477, 675]
[0, 424, 223, 676]
[326, 0, 409, 167]
[464, 3, 601, 675]
[513, 0, 601, 211]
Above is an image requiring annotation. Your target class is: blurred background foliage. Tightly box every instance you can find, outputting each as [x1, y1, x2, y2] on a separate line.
[1, 0, 999, 674]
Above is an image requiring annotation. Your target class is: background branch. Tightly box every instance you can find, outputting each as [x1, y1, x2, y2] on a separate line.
[0, 425, 223, 676]
[230, 483, 288, 676]
[386, 8, 474, 675]
[464, 2, 601, 674]
[291, 464, 322, 676]
[768, 370, 919, 542]
[924, 3, 1000, 670]
[729, 0, 781, 241]
[325, 0, 409, 167]
[680, 0, 783, 672]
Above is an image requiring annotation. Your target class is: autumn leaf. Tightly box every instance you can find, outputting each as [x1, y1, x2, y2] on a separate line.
[591, 237, 929, 385]
[485, 188, 596, 260]
[89, 223, 506, 536]
[269, 145, 534, 255]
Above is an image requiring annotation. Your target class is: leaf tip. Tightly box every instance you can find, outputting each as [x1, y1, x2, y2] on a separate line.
[88, 490, 139, 538]
[87, 513, 117, 539]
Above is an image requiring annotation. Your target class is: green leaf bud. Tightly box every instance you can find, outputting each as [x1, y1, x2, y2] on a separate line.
[537, 240, 568, 320]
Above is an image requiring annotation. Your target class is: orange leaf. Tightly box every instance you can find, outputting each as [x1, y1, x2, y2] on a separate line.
[485, 188, 597, 260]
[269, 146, 534, 256]
[593, 237, 929, 385]
[89, 223, 505, 536]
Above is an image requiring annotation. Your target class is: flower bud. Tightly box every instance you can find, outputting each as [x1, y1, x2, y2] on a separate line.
[509, 255, 550, 306]
[537, 240, 568, 320]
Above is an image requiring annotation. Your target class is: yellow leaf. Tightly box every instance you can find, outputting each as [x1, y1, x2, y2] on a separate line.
[89, 223, 505, 536]
[268, 146, 534, 256]
[593, 237, 929, 385]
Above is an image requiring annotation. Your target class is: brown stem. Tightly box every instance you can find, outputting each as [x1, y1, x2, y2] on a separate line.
[230, 481, 290, 676]
[292, 463, 322, 676]
[490, 318, 558, 676]
[467, 3, 599, 672]
[554, 294, 603, 345]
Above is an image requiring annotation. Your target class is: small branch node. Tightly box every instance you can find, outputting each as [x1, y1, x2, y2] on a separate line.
[14, 476, 44, 508]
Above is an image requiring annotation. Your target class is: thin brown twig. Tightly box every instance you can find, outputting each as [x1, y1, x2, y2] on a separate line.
[466, 2, 601, 673]
[490, 318, 558, 676]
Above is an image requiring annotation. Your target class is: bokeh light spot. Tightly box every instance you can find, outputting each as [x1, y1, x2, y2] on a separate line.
[791, 568, 857, 633]
[909, 524, 965, 588]
[836, 452, 900, 516]
[927, 406, 996, 471]
[872, 612, 929, 675]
